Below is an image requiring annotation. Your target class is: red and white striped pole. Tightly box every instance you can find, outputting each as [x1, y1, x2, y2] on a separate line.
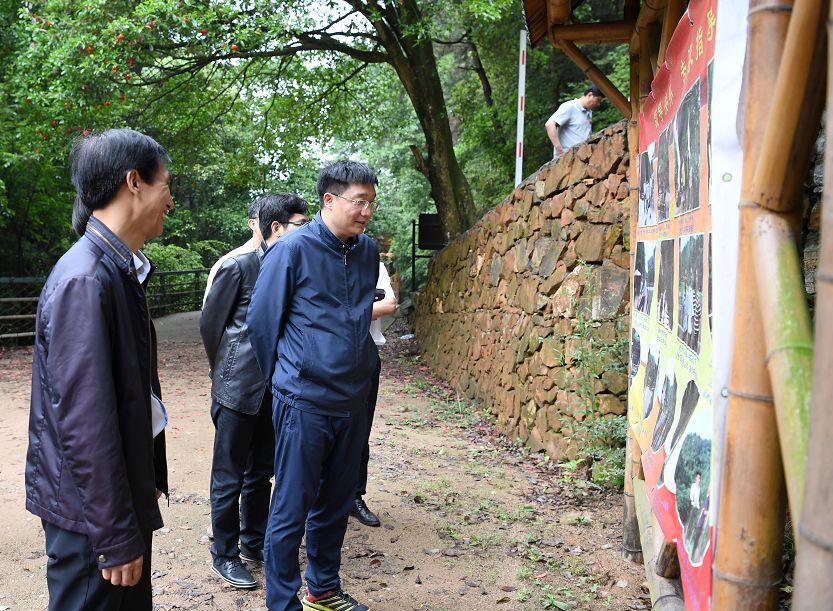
[514, 29, 528, 187]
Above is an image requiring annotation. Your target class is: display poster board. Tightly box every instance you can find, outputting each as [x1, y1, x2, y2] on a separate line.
[628, 0, 745, 607]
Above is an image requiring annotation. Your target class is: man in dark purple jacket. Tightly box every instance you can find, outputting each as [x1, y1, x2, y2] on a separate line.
[25, 128, 173, 610]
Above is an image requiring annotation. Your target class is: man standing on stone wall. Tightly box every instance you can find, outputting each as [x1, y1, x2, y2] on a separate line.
[545, 85, 605, 157]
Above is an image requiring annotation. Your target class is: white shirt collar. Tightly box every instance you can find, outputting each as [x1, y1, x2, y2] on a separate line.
[132, 250, 151, 284]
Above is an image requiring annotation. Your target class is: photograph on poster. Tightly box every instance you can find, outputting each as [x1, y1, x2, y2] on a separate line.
[657, 380, 706, 496]
[677, 234, 705, 353]
[707, 61, 714, 204]
[642, 344, 661, 419]
[708, 235, 713, 338]
[655, 128, 672, 223]
[634, 241, 656, 315]
[669, 379, 701, 453]
[630, 328, 641, 384]
[656, 239, 675, 330]
[651, 366, 677, 452]
[638, 146, 656, 226]
[674, 80, 702, 216]
[674, 410, 712, 566]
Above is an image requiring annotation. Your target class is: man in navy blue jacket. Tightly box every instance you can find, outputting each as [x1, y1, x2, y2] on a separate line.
[248, 160, 380, 611]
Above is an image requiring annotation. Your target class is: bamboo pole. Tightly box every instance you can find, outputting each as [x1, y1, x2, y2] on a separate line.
[712, 0, 792, 607]
[550, 21, 635, 45]
[657, 0, 686, 66]
[623, 431, 644, 563]
[557, 40, 632, 117]
[633, 479, 685, 610]
[623, 32, 644, 568]
[638, 26, 655, 96]
[792, 0, 833, 604]
[751, 0, 827, 208]
[746, 0, 827, 526]
[655, 536, 680, 578]
[629, 0, 670, 55]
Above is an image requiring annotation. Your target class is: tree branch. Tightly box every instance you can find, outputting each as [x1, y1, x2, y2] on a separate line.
[408, 144, 429, 178]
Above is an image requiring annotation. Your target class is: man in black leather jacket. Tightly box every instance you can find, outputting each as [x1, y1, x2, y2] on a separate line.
[200, 193, 309, 589]
[25, 129, 173, 610]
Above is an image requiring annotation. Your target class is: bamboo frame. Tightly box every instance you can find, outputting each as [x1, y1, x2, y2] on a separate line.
[657, 0, 685, 66]
[793, 4, 833, 600]
[747, 0, 827, 526]
[712, 0, 793, 607]
[548, 0, 571, 24]
[557, 40, 632, 117]
[550, 21, 635, 45]
[633, 479, 685, 609]
[629, 0, 670, 56]
[623, 431, 644, 563]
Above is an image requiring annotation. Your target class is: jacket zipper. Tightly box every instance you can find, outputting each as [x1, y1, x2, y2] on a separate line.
[89, 223, 163, 499]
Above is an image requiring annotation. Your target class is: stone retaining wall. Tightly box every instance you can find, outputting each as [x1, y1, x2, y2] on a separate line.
[414, 122, 631, 460]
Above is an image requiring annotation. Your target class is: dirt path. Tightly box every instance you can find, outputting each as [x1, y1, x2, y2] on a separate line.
[0, 312, 647, 610]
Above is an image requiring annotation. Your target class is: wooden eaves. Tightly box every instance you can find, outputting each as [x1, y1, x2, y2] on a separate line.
[521, 0, 686, 120]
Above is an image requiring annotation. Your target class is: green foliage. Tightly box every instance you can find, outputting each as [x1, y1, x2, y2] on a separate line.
[0, 0, 629, 282]
[560, 264, 628, 489]
[673, 433, 712, 521]
[142, 242, 202, 272]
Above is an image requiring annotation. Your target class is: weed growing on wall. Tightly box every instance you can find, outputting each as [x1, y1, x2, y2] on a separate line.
[561, 262, 628, 489]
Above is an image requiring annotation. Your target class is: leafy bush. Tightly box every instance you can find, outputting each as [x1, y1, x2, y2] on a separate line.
[143, 243, 203, 272]
[191, 239, 230, 268]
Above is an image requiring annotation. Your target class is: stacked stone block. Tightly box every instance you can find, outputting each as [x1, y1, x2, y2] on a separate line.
[414, 122, 631, 460]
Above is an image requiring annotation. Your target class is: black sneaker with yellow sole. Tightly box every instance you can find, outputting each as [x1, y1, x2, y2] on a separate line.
[301, 590, 370, 610]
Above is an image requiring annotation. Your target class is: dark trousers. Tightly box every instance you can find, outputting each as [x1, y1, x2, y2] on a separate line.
[43, 520, 153, 611]
[265, 399, 366, 611]
[210, 392, 275, 561]
[357, 357, 382, 497]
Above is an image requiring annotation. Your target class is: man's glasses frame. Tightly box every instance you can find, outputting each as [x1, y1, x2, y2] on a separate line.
[284, 219, 308, 227]
[328, 192, 381, 212]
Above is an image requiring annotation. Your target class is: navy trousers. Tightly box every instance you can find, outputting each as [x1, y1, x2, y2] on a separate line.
[210, 392, 275, 561]
[264, 399, 366, 611]
[357, 358, 382, 498]
[43, 520, 153, 611]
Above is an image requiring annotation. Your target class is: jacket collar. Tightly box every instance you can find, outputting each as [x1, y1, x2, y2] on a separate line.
[310, 212, 359, 254]
[84, 216, 154, 282]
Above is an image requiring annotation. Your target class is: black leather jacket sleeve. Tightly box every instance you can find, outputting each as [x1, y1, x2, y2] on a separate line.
[200, 258, 242, 372]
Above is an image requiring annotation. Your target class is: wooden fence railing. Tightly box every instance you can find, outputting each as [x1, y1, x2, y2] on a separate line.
[0, 268, 209, 344]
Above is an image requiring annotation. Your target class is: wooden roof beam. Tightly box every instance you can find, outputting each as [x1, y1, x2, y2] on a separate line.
[629, 0, 669, 53]
[549, 0, 572, 24]
[549, 20, 637, 45]
[557, 39, 632, 118]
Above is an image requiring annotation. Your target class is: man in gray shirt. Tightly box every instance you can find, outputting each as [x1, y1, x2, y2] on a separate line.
[545, 85, 605, 157]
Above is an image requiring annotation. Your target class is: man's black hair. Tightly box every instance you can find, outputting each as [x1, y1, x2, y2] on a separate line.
[247, 200, 261, 220]
[316, 160, 378, 204]
[257, 193, 309, 240]
[70, 128, 170, 235]
[585, 85, 605, 98]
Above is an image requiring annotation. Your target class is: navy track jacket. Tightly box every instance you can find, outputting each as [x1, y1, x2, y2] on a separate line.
[247, 213, 380, 415]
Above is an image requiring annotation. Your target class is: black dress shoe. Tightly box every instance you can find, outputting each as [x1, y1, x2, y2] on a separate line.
[350, 497, 380, 527]
[211, 557, 257, 589]
[239, 545, 264, 566]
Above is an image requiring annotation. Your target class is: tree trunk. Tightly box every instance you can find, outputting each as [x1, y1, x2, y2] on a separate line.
[372, 0, 478, 237]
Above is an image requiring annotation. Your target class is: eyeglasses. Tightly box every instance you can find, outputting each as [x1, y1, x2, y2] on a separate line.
[328, 192, 381, 212]
[284, 219, 308, 227]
